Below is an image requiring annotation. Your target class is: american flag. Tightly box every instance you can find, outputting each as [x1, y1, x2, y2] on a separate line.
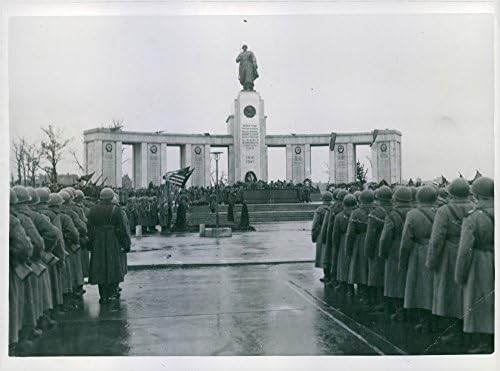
[163, 167, 195, 188]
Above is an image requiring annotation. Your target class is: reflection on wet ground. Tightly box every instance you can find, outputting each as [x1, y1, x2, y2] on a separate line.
[21, 263, 482, 356]
[127, 222, 314, 267]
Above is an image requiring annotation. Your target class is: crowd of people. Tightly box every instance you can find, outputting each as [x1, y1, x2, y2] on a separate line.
[9, 185, 131, 355]
[312, 176, 494, 353]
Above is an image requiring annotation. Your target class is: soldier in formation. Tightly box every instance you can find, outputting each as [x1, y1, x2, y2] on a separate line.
[9, 185, 93, 355]
[311, 176, 494, 353]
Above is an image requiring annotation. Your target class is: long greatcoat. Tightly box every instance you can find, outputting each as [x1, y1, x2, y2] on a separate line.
[379, 204, 412, 299]
[427, 198, 474, 318]
[346, 205, 372, 285]
[333, 208, 355, 282]
[400, 205, 436, 311]
[455, 200, 494, 334]
[9, 214, 33, 344]
[58, 209, 80, 293]
[364, 204, 391, 288]
[323, 201, 343, 275]
[312, 204, 330, 268]
[87, 200, 131, 285]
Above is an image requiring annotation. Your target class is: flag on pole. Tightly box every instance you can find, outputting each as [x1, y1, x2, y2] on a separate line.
[163, 167, 195, 188]
[77, 171, 95, 183]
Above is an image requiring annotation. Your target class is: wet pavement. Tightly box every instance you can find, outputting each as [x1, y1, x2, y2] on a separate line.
[26, 265, 379, 356]
[21, 221, 485, 356]
[128, 221, 314, 268]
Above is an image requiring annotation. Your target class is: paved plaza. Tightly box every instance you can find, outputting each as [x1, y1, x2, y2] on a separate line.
[22, 222, 470, 357]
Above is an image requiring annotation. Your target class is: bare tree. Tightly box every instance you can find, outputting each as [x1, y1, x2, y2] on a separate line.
[40, 125, 72, 184]
[109, 118, 124, 131]
[12, 137, 28, 185]
[25, 143, 43, 186]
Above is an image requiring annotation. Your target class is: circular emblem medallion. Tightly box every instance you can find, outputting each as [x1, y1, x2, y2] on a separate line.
[105, 143, 113, 152]
[294, 146, 302, 155]
[194, 146, 202, 155]
[243, 105, 256, 118]
[337, 145, 345, 154]
[380, 143, 388, 152]
[150, 145, 158, 154]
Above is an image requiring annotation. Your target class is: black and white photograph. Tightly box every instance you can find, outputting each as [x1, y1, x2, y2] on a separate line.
[1, 0, 498, 370]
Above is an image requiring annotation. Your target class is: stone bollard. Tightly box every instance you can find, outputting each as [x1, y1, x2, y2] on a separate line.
[136, 225, 142, 239]
[199, 224, 206, 237]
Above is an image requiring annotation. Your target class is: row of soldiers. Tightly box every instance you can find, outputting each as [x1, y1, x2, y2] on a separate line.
[9, 185, 131, 355]
[312, 176, 494, 353]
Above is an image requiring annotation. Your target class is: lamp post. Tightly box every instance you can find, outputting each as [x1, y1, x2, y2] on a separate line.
[211, 151, 223, 231]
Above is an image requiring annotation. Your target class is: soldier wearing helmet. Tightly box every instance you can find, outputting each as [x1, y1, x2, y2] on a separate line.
[426, 178, 474, 344]
[379, 186, 413, 321]
[311, 192, 332, 283]
[455, 176, 494, 353]
[87, 188, 131, 304]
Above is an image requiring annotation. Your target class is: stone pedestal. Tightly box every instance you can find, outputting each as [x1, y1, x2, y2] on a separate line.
[227, 90, 267, 183]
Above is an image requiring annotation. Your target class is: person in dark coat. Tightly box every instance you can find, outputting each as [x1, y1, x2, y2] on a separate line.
[209, 192, 217, 213]
[311, 192, 332, 282]
[379, 186, 413, 320]
[400, 186, 438, 333]
[59, 190, 86, 302]
[346, 190, 375, 303]
[227, 191, 236, 222]
[427, 178, 474, 344]
[50, 193, 80, 311]
[332, 194, 358, 295]
[324, 189, 348, 286]
[9, 189, 34, 353]
[455, 176, 494, 353]
[113, 195, 131, 293]
[239, 201, 251, 230]
[365, 186, 392, 308]
[87, 188, 131, 304]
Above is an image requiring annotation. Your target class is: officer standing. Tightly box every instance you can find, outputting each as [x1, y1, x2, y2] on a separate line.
[87, 188, 131, 304]
[455, 176, 494, 353]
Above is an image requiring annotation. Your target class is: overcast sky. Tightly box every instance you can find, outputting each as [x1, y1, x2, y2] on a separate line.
[9, 14, 494, 182]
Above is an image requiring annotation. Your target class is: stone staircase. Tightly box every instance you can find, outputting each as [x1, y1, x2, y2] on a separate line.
[184, 203, 319, 226]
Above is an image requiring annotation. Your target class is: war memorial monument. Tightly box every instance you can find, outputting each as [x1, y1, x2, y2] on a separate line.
[83, 46, 402, 189]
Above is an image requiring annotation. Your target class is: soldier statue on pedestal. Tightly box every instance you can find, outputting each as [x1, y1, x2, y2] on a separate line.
[236, 45, 259, 91]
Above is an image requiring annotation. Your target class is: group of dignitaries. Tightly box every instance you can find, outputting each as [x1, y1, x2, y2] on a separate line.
[312, 176, 494, 353]
[9, 185, 131, 355]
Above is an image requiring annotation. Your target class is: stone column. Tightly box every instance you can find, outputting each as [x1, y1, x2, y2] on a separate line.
[160, 143, 168, 180]
[285, 144, 293, 182]
[180, 144, 192, 187]
[328, 147, 335, 183]
[147, 143, 162, 186]
[228, 144, 235, 185]
[229, 90, 267, 182]
[83, 142, 88, 174]
[204, 144, 211, 187]
[346, 142, 355, 183]
[304, 144, 311, 180]
[115, 141, 123, 188]
[371, 132, 402, 184]
[94, 140, 103, 185]
[133, 143, 148, 188]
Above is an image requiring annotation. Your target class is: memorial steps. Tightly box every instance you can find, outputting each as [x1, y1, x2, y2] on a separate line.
[176, 202, 319, 226]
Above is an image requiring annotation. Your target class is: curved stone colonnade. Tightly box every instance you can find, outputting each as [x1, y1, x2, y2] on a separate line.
[83, 91, 401, 188]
